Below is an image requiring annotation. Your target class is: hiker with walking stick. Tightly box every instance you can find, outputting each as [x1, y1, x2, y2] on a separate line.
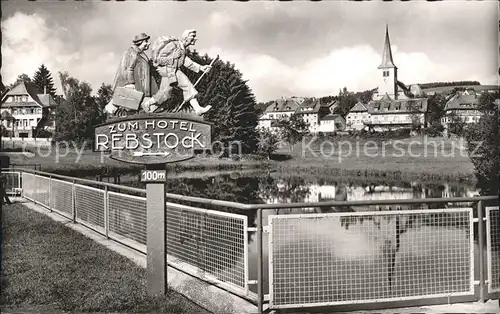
[150, 29, 215, 115]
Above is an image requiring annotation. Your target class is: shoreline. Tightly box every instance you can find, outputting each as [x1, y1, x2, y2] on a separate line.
[4, 155, 477, 183]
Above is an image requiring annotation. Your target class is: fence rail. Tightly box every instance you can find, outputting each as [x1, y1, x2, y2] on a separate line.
[6, 168, 500, 312]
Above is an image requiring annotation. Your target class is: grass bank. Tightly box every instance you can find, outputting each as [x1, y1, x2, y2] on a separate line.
[1, 135, 476, 181]
[0, 202, 209, 313]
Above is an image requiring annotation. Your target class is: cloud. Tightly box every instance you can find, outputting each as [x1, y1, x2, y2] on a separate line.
[1, 12, 79, 93]
[2, 2, 497, 101]
[206, 44, 463, 102]
[1, 12, 118, 95]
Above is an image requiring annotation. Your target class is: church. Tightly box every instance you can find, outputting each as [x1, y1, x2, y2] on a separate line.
[346, 26, 428, 132]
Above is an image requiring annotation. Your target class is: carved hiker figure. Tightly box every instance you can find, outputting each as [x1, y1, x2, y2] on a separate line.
[105, 33, 159, 115]
[150, 29, 212, 115]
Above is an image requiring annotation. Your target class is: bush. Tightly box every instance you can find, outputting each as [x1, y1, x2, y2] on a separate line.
[422, 123, 444, 137]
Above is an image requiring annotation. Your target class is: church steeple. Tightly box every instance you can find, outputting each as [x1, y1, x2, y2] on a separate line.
[378, 24, 396, 69]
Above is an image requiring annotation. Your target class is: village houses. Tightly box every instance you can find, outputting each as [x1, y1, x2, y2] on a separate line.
[257, 96, 346, 134]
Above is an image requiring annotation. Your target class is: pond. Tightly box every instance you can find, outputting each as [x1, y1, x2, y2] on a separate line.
[109, 170, 498, 298]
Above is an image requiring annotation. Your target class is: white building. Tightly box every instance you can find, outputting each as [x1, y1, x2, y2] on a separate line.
[441, 91, 482, 127]
[1, 81, 57, 138]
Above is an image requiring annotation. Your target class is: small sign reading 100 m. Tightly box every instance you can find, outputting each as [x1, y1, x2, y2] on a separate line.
[140, 170, 167, 183]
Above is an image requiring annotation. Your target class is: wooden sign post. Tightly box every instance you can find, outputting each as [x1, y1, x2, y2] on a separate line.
[94, 112, 211, 296]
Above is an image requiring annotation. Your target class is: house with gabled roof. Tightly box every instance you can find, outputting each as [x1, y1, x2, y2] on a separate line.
[0, 81, 57, 138]
[441, 92, 482, 127]
[345, 102, 370, 130]
[257, 97, 302, 132]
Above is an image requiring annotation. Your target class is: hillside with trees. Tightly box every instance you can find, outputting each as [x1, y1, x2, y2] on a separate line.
[418, 81, 481, 89]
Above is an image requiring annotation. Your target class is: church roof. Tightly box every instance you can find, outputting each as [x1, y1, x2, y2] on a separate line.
[367, 98, 428, 114]
[378, 25, 397, 69]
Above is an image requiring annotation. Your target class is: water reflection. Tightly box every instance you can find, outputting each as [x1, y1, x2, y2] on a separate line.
[116, 171, 494, 296]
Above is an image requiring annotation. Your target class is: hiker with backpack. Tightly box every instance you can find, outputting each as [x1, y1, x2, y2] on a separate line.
[150, 29, 213, 115]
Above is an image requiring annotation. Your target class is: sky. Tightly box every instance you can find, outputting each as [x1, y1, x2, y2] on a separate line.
[1, 1, 498, 102]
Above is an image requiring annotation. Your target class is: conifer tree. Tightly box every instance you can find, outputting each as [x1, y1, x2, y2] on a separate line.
[171, 51, 260, 153]
[33, 64, 57, 97]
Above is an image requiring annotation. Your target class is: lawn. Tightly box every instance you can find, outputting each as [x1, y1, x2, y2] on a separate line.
[2, 135, 477, 181]
[0, 202, 210, 313]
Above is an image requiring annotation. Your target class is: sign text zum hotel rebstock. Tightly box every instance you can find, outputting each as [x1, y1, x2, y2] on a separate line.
[94, 116, 212, 164]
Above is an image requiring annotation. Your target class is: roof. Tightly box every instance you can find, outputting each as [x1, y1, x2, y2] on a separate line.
[350, 102, 368, 112]
[366, 98, 428, 114]
[320, 114, 345, 122]
[1, 111, 15, 121]
[37, 94, 58, 107]
[444, 93, 479, 111]
[378, 25, 397, 69]
[264, 98, 301, 113]
[296, 98, 322, 114]
[1, 81, 57, 108]
[409, 84, 424, 97]
[322, 100, 339, 109]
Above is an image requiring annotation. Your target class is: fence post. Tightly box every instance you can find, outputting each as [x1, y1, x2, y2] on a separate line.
[478, 200, 485, 302]
[72, 180, 76, 223]
[104, 185, 109, 239]
[48, 174, 52, 212]
[257, 208, 264, 314]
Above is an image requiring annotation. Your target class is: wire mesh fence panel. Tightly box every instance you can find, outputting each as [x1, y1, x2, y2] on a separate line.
[166, 202, 248, 294]
[268, 208, 474, 309]
[2, 171, 21, 195]
[22, 172, 35, 200]
[486, 206, 500, 293]
[35, 175, 50, 208]
[108, 191, 147, 253]
[74, 184, 105, 234]
[50, 178, 74, 219]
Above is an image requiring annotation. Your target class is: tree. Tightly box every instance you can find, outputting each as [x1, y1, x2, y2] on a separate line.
[9, 74, 31, 88]
[464, 91, 500, 196]
[355, 89, 375, 104]
[179, 52, 260, 154]
[277, 113, 309, 152]
[94, 83, 113, 116]
[54, 72, 106, 147]
[427, 94, 447, 126]
[447, 112, 466, 136]
[256, 128, 280, 159]
[333, 87, 358, 117]
[33, 64, 57, 97]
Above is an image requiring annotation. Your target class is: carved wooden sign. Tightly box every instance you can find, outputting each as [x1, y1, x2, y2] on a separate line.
[94, 113, 212, 164]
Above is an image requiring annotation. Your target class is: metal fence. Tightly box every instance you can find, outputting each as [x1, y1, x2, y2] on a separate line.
[1, 171, 21, 195]
[16, 170, 250, 299]
[487, 206, 499, 293]
[268, 208, 474, 308]
[9, 169, 500, 313]
[166, 202, 249, 295]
